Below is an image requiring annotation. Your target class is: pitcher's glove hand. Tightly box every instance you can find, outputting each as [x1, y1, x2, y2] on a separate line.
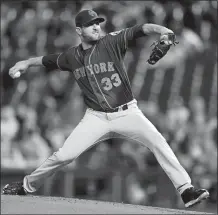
[147, 33, 179, 65]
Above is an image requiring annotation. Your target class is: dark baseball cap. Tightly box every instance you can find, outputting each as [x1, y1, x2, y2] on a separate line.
[75, 9, 105, 27]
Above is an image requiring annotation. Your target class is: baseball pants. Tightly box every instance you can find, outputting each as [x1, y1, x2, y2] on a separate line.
[23, 99, 192, 194]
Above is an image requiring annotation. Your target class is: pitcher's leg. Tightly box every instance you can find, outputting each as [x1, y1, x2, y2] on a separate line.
[112, 110, 192, 194]
[23, 150, 70, 192]
[133, 117, 210, 207]
[23, 110, 110, 193]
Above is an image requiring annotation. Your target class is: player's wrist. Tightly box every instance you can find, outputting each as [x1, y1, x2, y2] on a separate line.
[23, 59, 31, 69]
[160, 27, 174, 36]
[26, 56, 43, 67]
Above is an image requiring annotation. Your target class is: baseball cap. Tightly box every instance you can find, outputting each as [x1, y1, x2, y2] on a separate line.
[75, 9, 105, 27]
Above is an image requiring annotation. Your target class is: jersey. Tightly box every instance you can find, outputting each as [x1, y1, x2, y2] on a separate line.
[42, 24, 146, 112]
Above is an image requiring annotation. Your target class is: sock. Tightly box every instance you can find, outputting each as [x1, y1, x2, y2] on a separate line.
[177, 183, 193, 195]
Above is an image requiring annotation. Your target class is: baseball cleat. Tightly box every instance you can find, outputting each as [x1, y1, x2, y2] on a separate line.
[181, 187, 209, 208]
[2, 181, 27, 195]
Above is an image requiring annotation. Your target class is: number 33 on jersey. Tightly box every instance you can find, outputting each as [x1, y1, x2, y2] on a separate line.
[101, 73, 121, 91]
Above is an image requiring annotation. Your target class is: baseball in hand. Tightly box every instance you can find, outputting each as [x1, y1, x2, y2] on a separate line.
[14, 71, 21, 78]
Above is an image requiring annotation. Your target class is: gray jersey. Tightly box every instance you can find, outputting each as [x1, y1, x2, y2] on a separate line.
[42, 24, 145, 111]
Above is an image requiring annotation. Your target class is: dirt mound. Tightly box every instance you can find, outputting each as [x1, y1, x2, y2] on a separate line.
[1, 195, 213, 214]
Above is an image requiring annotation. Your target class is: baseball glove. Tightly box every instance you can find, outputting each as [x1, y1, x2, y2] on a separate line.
[147, 33, 179, 65]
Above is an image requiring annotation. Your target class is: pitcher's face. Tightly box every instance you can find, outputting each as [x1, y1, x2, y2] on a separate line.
[78, 20, 101, 42]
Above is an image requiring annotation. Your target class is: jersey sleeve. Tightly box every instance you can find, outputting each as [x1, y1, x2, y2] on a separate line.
[42, 51, 70, 71]
[107, 24, 145, 55]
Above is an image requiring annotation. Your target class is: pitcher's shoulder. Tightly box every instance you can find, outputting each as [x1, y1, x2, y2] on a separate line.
[101, 30, 124, 39]
[64, 45, 78, 56]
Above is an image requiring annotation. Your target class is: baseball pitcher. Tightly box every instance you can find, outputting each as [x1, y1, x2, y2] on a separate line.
[3, 9, 209, 208]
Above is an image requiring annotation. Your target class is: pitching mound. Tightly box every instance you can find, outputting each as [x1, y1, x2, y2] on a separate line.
[1, 195, 213, 214]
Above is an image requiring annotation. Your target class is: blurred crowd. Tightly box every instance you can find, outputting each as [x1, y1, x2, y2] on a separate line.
[1, 0, 217, 208]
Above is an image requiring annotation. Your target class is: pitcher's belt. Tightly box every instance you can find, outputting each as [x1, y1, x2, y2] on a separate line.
[104, 99, 136, 113]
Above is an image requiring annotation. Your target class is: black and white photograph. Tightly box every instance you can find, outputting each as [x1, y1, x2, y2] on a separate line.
[1, 0, 217, 214]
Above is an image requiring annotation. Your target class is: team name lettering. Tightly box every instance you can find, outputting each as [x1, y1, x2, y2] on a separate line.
[93, 64, 100, 74]
[100, 63, 107, 73]
[79, 67, 86, 77]
[73, 62, 115, 80]
[108, 62, 115, 72]
[86, 65, 94, 75]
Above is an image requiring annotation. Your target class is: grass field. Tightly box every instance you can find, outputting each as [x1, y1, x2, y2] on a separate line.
[1, 195, 214, 214]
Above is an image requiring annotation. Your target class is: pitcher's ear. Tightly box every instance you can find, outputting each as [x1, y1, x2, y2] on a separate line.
[76, 27, 82, 35]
